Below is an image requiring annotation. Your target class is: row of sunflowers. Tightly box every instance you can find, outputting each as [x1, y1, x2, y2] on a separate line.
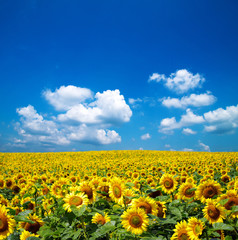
[0, 150, 237, 239]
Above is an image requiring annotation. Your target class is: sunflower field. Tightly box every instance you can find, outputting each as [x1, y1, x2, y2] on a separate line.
[0, 150, 238, 240]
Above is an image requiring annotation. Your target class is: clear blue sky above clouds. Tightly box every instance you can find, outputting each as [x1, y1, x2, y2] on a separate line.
[0, 0, 238, 152]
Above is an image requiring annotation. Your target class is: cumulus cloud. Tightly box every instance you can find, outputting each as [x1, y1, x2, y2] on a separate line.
[15, 86, 132, 148]
[182, 128, 197, 135]
[199, 141, 210, 152]
[43, 85, 93, 111]
[149, 69, 205, 94]
[58, 89, 132, 126]
[181, 148, 194, 152]
[203, 104, 238, 134]
[159, 109, 204, 134]
[141, 133, 151, 140]
[161, 92, 216, 108]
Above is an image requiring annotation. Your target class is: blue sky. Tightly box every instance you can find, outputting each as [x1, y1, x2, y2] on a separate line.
[0, 0, 238, 152]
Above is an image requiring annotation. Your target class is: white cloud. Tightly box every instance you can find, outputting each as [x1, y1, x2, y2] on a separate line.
[148, 73, 166, 82]
[43, 85, 93, 111]
[182, 148, 194, 152]
[182, 128, 197, 135]
[161, 92, 216, 108]
[67, 124, 121, 145]
[199, 141, 210, 152]
[149, 69, 205, 94]
[164, 144, 171, 148]
[204, 104, 238, 134]
[159, 109, 204, 134]
[15, 86, 132, 148]
[141, 133, 151, 140]
[58, 89, 132, 126]
[128, 98, 143, 108]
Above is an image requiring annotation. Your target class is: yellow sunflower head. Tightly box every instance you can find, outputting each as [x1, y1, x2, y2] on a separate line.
[109, 177, 125, 205]
[0, 205, 16, 239]
[159, 173, 178, 194]
[78, 181, 96, 204]
[121, 207, 149, 235]
[91, 212, 111, 225]
[196, 179, 222, 203]
[187, 217, 204, 240]
[178, 182, 196, 200]
[171, 220, 190, 240]
[63, 192, 89, 212]
[131, 196, 158, 216]
[203, 199, 226, 224]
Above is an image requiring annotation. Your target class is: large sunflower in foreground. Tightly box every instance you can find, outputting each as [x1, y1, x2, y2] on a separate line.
[63, 192, 89, 212]
[203, 199, 226, 224]
[171, 220, 191, 240]
[109, 177, 125, 205]
[20, 230, 39, 240]
[0, 205, 15, 240]
[159, 173, 178, 194]
[131, 196, 158, 216]
[187, 217, 204, 240]
[177, 182, 196, 200]
[196, 179, 222, 203]
[92, 212, 111, 225]
[121, 207, 149, 235]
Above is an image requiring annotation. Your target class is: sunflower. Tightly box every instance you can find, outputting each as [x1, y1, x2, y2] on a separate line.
[187, 217, 204, 240]
[20, 230, 39, 240]
[203, 199, 226, 224]
[109, 177, 125, 205]
[131, 196, 158, 216]
[218, 190, 238, 218]
[78, 181, 96, 204]
[196, 179, 222, 203]
[177, 182, 196, 200]
[221, 174, 230, 183]
[20, 214, 43, 234]
[92, 212, 111, 225]
[0, 180, 4, 189]
[0, 205, 15, 240]
[12, 184, 21, 195]
[121, 207, 149, 235]
[171, 220, 190, 240]
[156, 201, 166, 218]
[63, 192, 89, 212]
[159, 173, 178, 194]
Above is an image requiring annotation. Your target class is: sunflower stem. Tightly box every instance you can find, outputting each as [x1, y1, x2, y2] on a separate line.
[205, 228, 209, 240]
[234, 227, 238, 237]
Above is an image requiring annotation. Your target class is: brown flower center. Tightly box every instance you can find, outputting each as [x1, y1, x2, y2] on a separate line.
[224, 197, 238, 210]
[0, 216, 8, 232]
[208, 206, 220, 220]
[138, 202, 152, 214]
[25, 221, 41, 234]
[164, 179, 174, 189]
[129, 214, 143, 228]
[157, 203, 164, 218]
[82, 186, 93, 200]
[203, 186, 218, 199]
[113, 186, 122, 198]
[178, 231, 189, 240]
[69, 196, 83, 206]
[184, 187, 195, 198]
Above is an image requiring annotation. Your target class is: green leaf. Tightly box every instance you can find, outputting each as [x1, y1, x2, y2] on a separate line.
[27, 237, 41, 240]
[160, 218, 177, 225]
[231, 205, 238, 213]
[170, 207, 182, 219]
[126, 182, 135, 187]
[18, 210, 32, 216]
[225, 236, 233, 240]
[71, 204, 87, 217]
[219, 198, 229, 205]
[14, 215, 35, 223]
[90, 221, 116, 240]
[212, 222, 234, 231]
